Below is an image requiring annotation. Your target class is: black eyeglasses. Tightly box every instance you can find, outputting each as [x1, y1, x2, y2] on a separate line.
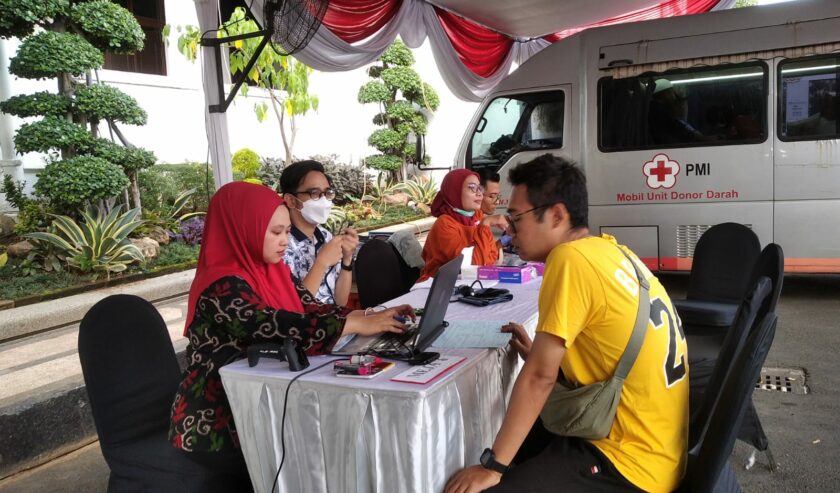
[294, 188, 337, 201]
[505, 205, 551, 236]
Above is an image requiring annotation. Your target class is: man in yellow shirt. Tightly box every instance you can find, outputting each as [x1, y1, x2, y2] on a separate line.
[445, 155, 688, 493]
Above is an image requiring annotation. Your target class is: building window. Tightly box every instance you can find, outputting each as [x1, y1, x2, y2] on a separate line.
[779, 55, 840, 141]
[104, 0, 167, 76]
[599, 63, 767, 151]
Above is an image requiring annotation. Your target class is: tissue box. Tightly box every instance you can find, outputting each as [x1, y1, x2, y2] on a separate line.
[526, 262, 545, 276]
[477, 265, 538, 283]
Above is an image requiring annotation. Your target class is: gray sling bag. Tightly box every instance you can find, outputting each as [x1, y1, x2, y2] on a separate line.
[539, 247, 650, 440]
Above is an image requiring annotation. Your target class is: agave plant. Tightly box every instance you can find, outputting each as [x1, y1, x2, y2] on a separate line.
[364, 176, 404, 209]
[143, 188, 205, 233]
[26, 205, 146, 277]
[399, 175, 438, 206]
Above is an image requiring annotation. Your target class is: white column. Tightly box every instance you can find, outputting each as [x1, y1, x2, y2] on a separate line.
[0, 39, 24, 212]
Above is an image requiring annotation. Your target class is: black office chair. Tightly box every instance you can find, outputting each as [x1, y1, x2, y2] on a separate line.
[681, 312, 777, 493]
[355, 238, 420, 308]
[78, 295, 219, 492]
[674, 223, 760, 334]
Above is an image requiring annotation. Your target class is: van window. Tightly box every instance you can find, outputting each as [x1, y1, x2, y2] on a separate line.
[599, 63, 767, 151]
[779, 56, 840, 141]
[468, 91, 564, 169]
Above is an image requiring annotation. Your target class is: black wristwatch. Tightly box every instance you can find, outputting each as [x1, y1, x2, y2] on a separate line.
[480, 448, 509, 475]
[341, 261, 353, 271]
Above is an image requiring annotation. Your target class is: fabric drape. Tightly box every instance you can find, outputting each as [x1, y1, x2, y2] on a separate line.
[194, 0, 233, 188]
[545, 0, 734, 42]
[323, 0, 403, 43]
[185, 182, 303, 332]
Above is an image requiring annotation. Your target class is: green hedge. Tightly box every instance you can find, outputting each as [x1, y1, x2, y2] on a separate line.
[9, 31, 103, 79]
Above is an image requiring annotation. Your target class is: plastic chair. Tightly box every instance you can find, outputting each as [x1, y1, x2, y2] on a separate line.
[78, 295, 218, 492]
[681, 312, 777, 493]
[355, 238, 420, 308]
[674, 223, 761, 333]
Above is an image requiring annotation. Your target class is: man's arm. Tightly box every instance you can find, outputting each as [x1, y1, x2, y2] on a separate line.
[492, 332, 565, 463]
[444, 332, 566, 493]
[333, 268, 352, 306]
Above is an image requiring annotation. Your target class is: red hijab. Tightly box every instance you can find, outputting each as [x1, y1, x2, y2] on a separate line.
[184, 182, 304, 333]
[430, 169, 482, 226]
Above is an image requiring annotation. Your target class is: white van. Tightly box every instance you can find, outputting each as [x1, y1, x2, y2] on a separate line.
[455, 0, 840, 273]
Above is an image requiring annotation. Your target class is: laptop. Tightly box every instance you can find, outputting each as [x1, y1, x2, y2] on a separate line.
[333, 254, 463, 356]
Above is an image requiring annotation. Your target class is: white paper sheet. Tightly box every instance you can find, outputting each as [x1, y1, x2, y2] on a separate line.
[431, 320, 511, 348]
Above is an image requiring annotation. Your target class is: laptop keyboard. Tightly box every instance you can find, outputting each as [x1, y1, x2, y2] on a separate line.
[371, 324, 419, 352]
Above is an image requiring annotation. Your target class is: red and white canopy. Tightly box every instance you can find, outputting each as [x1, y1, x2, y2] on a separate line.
[192, 0, 736, 185]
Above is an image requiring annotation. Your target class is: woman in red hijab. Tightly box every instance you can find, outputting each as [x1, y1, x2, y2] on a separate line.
[170, 182, 413, 487]
[418, 169, 508, 282]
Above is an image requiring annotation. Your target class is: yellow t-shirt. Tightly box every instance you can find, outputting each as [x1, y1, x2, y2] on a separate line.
[537, 234, 688, 493]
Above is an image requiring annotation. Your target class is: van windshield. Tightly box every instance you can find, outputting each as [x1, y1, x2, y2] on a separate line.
[468, 91, 565, 169]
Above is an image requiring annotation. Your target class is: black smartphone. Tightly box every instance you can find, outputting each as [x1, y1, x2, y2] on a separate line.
[406, 351, 440, 366]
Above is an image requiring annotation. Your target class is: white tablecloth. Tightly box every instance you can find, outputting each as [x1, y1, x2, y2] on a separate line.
[220, 279, 541, 493]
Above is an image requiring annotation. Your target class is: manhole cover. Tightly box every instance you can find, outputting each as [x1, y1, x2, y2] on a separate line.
[756, 367, 808, 395]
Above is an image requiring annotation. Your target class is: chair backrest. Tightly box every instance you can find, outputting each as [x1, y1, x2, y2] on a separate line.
[78, 294, 181, 447]
[355, 238, 420, 308]
[688, 276, 772, 450]
[688, 222, 760, 303]
[747, 243, 784, 319]
[687, 312, 777, 493]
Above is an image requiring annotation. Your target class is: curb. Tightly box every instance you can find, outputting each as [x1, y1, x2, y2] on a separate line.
[0, 269, 195, 344]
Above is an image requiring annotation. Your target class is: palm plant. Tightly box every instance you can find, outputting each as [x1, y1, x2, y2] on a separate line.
[26, 205, 146, 278]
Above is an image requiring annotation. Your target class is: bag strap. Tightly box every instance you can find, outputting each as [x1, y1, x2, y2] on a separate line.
[613, 246, 651, 381]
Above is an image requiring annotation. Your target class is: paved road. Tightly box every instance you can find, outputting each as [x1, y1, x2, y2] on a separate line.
[1, 274, 838, 492]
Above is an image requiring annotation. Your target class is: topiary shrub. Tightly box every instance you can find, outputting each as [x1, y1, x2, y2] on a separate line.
[70, 0, 144, 54]
[358, 40, 439, 180]
[88, 138, 156, 172]
[0, 91, 71, 118]
[14, 116, 93, 154]
[9, 30, 103, 80]
[34, 156, 129, 210]
[0, 0, 68, 39]
[74, 84, 148, 125]
[232, 148, 261, 179]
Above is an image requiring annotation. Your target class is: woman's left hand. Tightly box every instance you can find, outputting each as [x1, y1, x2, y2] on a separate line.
[344, 304, 416, 337]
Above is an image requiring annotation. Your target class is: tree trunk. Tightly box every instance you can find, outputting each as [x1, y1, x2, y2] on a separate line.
[268, 89, 292, 165]
[129, 170, 142, 214]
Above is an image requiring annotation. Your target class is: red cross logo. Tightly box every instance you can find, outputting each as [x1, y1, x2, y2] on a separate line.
[643, 154, 680, 189]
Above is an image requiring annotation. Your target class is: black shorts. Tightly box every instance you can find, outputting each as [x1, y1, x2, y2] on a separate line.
[485, 422, 642, 493]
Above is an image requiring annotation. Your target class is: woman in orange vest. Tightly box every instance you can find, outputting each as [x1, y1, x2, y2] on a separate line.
[418, 169, 508, 282]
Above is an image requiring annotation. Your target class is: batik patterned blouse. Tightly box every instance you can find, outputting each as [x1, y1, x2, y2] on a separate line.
[169, 275, 350, 453]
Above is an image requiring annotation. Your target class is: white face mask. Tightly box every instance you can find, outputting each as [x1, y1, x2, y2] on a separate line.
[299, 196, 333, 225]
